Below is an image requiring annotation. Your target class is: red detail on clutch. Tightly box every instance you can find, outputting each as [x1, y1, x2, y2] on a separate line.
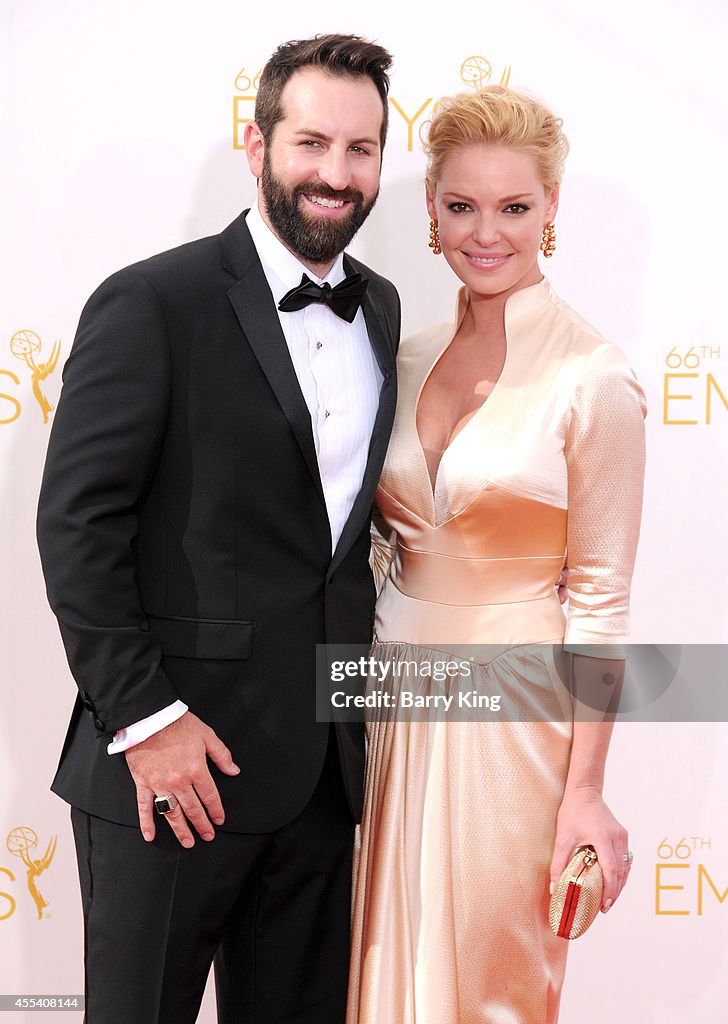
[558, 881, 580, 938]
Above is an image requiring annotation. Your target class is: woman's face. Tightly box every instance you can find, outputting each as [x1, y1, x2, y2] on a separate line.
[426, 143, 558, 302]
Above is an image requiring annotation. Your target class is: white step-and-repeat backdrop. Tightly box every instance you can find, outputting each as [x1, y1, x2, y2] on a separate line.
[2, 1, 726, 1021]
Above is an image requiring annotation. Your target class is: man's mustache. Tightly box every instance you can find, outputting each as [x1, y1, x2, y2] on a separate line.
[293, 182, 363, 205]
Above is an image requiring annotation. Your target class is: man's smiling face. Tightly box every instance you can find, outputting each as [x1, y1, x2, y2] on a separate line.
[246, 66, 383, 275]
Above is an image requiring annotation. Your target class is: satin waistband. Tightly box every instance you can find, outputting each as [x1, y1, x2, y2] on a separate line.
[375, 577, 566, 652]
[390, 543, 564, 607]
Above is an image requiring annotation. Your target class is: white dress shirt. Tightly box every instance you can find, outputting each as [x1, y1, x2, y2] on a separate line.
[108, 200, 382, 753]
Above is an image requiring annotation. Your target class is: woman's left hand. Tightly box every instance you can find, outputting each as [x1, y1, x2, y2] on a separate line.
[550, 786, 631, 912]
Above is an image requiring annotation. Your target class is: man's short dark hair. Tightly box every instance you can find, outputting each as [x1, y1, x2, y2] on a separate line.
[255, 34, 393, 151]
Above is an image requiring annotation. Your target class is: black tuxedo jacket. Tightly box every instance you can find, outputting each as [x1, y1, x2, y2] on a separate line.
[37, 211, 399, 830]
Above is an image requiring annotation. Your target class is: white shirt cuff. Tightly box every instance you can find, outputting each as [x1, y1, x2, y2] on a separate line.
[107, 700, 189, 754]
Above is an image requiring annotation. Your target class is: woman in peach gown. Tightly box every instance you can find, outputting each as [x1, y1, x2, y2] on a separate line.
[347, 87, 646, 1024]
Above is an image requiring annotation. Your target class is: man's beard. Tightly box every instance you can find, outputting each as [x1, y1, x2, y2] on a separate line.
[261, 153, 378, 265]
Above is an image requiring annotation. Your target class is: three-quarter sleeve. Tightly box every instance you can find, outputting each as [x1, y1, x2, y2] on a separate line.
[563, 344, 646, 657]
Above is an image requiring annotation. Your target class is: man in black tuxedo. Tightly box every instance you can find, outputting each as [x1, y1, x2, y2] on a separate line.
[37, 34, 399, 1024]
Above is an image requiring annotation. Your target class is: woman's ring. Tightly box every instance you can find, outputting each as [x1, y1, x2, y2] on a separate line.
[623, 851, 634, 865]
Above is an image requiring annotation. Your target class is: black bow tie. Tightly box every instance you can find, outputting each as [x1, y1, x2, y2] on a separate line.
[278, 272, 368, 323]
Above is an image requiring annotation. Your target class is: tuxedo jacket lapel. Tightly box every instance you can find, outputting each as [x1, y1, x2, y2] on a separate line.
[350, 254, 395, 380]
[222, 214, 326, 507]
[220, 212, 398, 569]
[331, 262, 398, 573]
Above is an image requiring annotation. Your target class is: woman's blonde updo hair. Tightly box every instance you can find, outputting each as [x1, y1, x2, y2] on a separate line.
[424, 86, 569, 193]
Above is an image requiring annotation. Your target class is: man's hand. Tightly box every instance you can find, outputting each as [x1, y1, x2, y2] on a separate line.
[557, 566, 569, 605]
[125, 711, 240, 848]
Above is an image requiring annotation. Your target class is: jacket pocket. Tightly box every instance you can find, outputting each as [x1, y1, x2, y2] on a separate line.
[146, 614, 254, 660]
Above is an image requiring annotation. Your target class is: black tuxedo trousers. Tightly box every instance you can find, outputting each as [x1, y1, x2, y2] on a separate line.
[71, 727, 354, 1024]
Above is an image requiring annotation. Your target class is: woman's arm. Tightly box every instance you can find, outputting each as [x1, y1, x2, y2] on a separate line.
[551, 656, 629, 911]
[552, 343, 646, 910]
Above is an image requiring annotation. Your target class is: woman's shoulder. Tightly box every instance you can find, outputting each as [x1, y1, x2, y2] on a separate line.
[397, 315, 458, 376]
[538, 280, 635, 376]
[400, 317, 454, 350]
[398, 286, 469, 356]
[539, 287, 646, 420]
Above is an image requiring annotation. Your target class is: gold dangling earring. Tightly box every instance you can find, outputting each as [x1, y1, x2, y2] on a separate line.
[428, 218, 442, 255]
[540, 221, 556, 258]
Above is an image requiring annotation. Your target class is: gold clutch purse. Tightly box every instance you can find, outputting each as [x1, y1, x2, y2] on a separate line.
[549, 845, 604, 939]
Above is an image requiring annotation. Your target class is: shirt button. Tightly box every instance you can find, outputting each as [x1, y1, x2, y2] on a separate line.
[324, 410, 331, 418]
[316, 341, 323, 350]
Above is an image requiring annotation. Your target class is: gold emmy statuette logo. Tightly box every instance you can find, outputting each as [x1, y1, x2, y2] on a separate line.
[10, 330, 61, 424]
[6, 827, 57, 920]
[461, 55, 492, 88]
[460, 56, 512, 89]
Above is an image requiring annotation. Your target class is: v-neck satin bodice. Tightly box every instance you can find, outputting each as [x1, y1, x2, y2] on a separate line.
[414, 292, 508, 497]
[374, 278, 647, 654]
